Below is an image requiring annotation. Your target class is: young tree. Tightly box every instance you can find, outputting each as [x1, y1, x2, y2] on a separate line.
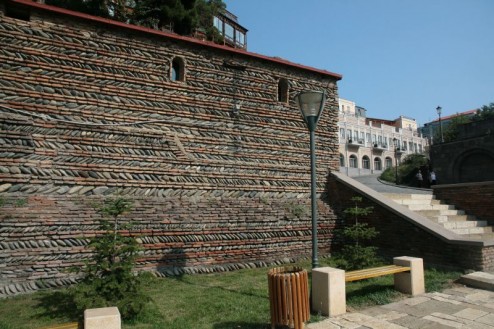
[336, 196, 380, 270]
[71, 197, 148, 320]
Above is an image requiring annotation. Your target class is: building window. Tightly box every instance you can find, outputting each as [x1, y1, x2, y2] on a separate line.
[349, 155, 358, 168]
[362, 156, 370, 169]
[340, 128, 345, 141]
[171, 57, 185, 82]
[213, 16, 222, 31]
[366, 133, 371, 144]
[224, 23, 234, 40]
[236, 30, 245, 46]
[385, 157, 393, 169]
[374, 157, 382, 170]
[340, 154, 345, 167]
[277, 78, 289, 103]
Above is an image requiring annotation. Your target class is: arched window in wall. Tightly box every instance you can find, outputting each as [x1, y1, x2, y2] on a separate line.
[362, 156, 370, 169]
[340, 153, 345, 167]
[374, 157, 382, 171]
[277, 78, 289, 103]
[349, 155, 358, 168]
[171, 56, 185, 82]
[385, 157, 393, 169]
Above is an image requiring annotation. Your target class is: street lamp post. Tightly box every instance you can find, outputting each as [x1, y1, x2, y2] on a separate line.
[436, 106, 444, 143]
[295, 90, 326, 269]
[393, 138, 399, 185]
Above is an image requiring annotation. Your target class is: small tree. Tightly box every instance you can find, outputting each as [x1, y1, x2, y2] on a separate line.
[336, 196, 380, 270]
[71, 197, 148, 320]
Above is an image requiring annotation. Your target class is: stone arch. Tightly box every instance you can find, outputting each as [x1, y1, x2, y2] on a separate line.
[453, 148, 494, 183]
[171, 56, 185, 82]
[362, 155, 370, 169]
[349, 154, 358, 168]
[374, 157, 382, 171]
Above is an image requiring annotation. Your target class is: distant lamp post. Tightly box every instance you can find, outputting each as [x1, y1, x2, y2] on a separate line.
[436, 106, 444, 143]
[295, 90, 326, 269]
[393, 138, 399, 185]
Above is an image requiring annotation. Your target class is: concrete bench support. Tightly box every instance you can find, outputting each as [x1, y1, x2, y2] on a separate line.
[393, 256, 425, 296]
[312, 267, 346, 317]
[312, 257, 425, 317]
[84, 307, 121, 329]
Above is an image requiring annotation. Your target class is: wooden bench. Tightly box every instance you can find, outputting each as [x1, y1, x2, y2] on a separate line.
[345, 264, 411, 282]
[312, 256, 425, 317]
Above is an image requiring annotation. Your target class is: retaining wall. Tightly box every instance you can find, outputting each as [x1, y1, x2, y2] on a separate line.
[327, 172, 494, 272]
[433, 181, 494, 227]
[0, 1, 341, 296]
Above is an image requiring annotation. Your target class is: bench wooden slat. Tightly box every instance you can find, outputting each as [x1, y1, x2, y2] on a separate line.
[345, 265, 411, 282]
[39, 322, 80, 329]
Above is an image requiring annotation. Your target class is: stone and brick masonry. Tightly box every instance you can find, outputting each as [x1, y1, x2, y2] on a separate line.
[0, 0, 342, 296]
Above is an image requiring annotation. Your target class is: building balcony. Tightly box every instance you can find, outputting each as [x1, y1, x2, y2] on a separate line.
[347, 139, 364, 148]
[373, 143, 388, 151]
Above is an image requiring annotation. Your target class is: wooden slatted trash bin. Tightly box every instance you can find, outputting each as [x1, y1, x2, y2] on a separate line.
[268, 266, 310, 329]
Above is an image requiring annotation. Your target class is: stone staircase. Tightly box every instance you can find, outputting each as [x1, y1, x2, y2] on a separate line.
[384, 193, 494, 240]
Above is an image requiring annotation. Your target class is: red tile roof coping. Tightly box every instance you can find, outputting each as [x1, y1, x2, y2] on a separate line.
[430, 109, 478, 123]
[10, 0, 342, 80]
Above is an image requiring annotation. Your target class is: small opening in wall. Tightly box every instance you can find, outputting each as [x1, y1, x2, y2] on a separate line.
[171, 56, 185, 82]
[5, 2, 31, 21]
[277, 78, 289, 103]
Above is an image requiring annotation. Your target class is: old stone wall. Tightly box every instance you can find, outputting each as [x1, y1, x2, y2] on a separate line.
[326, 174, 494, 272]
[0, 2, 341, 296]
[430, 119, 494, 184]
[433, 181, 494, 227]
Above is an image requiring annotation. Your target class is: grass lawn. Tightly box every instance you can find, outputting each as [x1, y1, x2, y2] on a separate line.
[0, 262, 461, 329]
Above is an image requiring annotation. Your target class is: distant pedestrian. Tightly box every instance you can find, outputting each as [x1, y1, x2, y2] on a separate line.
[430, 171, 437, 185]
[416, 170, 423, 187]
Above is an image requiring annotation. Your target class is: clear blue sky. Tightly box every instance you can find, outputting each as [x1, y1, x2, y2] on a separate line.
[223, 0, 494, 126]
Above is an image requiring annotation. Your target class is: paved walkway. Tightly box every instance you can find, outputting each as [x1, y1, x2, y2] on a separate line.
[351, 174, 432, 195]
[307, 285, 494, 329]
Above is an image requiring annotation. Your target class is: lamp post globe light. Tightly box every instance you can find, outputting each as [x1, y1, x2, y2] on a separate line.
[295, 90, 327, 269]
[436, 106, 444, 143]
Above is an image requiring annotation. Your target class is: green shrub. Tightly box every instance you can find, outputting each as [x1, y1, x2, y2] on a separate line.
[70, 197, 149, 320]
[380, 153, 428, 186]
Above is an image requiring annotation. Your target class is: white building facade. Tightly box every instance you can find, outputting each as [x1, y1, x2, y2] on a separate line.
[338, 99, 429, 177]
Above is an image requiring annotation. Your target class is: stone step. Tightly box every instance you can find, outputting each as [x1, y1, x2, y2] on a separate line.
[384, 193, 434, 200]
[432, 214, 477, 223]
[442, 220, 489, 229]
[384, 193, 494, 240]
[407, 204, 456, 211]
[452, 226, 494, 235]
[462, 233, 494, 240]
[393, 199, 442, 206]
[417, 209, 465, 217]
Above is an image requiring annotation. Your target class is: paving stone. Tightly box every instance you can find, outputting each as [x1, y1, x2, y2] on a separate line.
[453, 307, 489, 320]
[477, 313, 494, 326]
